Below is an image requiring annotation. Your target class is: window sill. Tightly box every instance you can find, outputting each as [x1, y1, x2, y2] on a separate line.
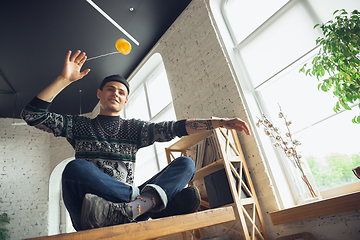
[270, 183, 360, 225]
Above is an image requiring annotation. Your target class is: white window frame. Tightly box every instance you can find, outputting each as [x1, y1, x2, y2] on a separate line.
[124, 53, 177, 185]
[211, 0, 360, 208]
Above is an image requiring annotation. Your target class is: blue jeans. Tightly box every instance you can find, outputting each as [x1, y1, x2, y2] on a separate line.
[62, 157, 195, 231]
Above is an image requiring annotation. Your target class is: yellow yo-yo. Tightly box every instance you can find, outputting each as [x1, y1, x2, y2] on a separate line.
[115, 38, 132, 55]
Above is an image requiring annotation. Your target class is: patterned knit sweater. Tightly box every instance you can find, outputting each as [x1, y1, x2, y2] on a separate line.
[21, 97, 188, 186]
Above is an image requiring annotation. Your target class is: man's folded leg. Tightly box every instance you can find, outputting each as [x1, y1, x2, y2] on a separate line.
[62, 159, 139, 231]
[138, 156, 200, 219]
[148, 186, 201, 219]
[81, 188, 163, 229]
[63, 157, 199, 230]
[80, 193, 133, 229]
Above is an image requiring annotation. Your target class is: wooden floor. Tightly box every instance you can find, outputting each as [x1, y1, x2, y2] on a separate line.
[27, 207, 235, 240]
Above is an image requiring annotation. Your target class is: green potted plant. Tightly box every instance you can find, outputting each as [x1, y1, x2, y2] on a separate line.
[0, 213, 10, 240]
[300, 9, 360, 123]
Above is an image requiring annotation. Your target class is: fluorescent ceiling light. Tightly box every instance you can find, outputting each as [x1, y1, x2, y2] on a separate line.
[86, 0, 139, 46]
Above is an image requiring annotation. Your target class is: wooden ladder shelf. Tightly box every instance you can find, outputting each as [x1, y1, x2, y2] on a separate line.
[165, 127, 269, 240]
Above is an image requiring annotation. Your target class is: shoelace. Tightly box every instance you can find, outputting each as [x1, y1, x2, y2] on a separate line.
[107, 203, 133, 225]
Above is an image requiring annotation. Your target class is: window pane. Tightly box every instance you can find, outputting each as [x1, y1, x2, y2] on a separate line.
[152, 104, 178, 170]
[306, 0, 360, 25]
[258, 60, 338, 133]
[126, 87, 150, 121]
[134, 146, 159, 186]
[151, 102, 177, 123]
[147, 68, 173, 117]
[237, 1, 320, 87]
[258, 56, 359, 191]
[295, 110, 360, 191]
[126, 53, 177, 187]
[226, 0, 288, 43]
[155, 139, 178, 170]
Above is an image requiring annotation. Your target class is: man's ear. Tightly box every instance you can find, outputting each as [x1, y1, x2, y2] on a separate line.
[97, 89, 101, 99]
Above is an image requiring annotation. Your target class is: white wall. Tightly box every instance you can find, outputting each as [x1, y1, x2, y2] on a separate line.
[0, 118, 51, 239]
[0, 118, 73, 239]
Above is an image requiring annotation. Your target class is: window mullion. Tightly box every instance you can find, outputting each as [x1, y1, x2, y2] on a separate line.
[152, 144, 161, 172]
[232, 0, 293, 47]
[251, 45, 320, 91]
[150, 102, 173, 122]
[220, 0, 238, 46]
[144, 81, 153, 119]
[234, 40, 318, 205]
[232, 47, 289, 208]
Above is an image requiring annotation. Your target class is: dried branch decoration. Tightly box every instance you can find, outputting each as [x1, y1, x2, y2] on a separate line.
[256, 106, 317, 198]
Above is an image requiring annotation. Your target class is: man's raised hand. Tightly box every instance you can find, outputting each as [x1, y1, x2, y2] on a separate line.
[36, 50, 90, 102]
[60, 50, 90, 83]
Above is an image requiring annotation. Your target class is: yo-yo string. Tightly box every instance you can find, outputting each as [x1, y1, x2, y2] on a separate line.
[86, 52, 120, 61]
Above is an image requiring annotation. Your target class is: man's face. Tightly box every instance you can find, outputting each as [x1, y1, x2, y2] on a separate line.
[97, 81, 128, 116]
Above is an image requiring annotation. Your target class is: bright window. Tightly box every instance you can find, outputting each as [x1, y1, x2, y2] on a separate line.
[226, 0, 288, 44]
[147, 69, 173, 117]
[126, 87, 149, 121]
[124, 53, 177, 185]
[223, 0, 360, 205]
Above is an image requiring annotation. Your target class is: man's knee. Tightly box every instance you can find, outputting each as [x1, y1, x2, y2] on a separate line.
[62, 159, 90, 179]
[174, 156, 195, 175]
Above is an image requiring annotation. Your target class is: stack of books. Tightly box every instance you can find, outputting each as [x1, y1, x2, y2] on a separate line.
[192, 134, 222, 170]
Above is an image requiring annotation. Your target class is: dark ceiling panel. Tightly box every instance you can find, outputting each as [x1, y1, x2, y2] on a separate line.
[0, 0, 191, 118]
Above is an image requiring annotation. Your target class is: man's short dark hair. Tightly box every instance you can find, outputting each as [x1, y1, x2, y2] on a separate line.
[99, 74, 130, 95]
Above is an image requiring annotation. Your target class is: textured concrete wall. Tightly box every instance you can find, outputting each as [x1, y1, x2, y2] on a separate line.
[0, 118, 74, 239]
[0, 119, 51, 239]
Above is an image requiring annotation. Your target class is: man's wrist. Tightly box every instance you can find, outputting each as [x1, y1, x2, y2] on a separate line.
[56, 76, 72, 86]
[211, 119, 226, 129]
[37, 76, 71, 103]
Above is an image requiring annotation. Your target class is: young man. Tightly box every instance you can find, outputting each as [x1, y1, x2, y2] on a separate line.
[21, 50, 251, 231]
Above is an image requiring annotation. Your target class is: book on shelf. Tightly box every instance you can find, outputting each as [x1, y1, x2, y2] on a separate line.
[192, 132, 222, 170]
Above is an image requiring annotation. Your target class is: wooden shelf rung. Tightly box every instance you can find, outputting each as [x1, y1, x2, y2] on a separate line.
[240, 198, 255, 205]
[166, 131, 212, 150]
[28, 207, 236, 240]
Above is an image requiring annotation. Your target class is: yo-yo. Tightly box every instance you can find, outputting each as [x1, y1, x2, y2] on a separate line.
[115, 38, 132, 55]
